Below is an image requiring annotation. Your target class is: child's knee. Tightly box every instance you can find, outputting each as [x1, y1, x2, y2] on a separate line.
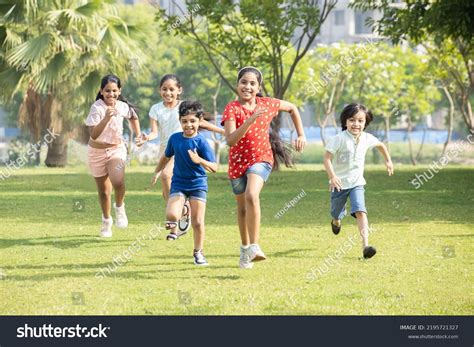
[354, 211, 366, 218]
[244, 191, 259, 206]
[191, 218, 204, 230]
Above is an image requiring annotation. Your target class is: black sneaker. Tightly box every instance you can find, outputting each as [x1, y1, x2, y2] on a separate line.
[331, 220, 341, 235]
[363, 246, 377, 259]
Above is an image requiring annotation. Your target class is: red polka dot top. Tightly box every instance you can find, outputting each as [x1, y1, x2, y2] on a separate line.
[221, 97, 280, 179]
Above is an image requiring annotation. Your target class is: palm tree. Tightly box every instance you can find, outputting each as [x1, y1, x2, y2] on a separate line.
[0, 0, 144, 166]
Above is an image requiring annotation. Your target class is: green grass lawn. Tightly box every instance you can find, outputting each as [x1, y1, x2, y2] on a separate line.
[0, 164, 473, 315]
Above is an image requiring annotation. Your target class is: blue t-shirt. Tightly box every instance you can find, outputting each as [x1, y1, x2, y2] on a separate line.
[165, 132, 216, 192]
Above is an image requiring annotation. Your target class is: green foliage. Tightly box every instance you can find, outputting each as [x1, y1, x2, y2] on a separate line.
[157, 0, 336, 99]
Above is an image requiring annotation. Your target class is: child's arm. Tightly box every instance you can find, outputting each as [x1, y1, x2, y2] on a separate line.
[136, 119, 158, 146]
[151, 155, 171, 185]
[188, 149, 217, 173]
[128, 117, 141, 139]
[224, 108, 267, 147]
[199, 119, 225, 135]
[375, 143, 394, 176]
[279, 100, 306, 152]
[323, 151, 343, 192]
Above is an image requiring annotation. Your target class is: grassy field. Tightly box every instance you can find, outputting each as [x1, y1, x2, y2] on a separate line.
[0, 163, 473, 315]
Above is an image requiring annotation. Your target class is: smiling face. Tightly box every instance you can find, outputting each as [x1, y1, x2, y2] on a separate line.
[100, 82, 121, 106]
[159, 79, 182, 106]
[237, 72, 260, 102]
[345, 111, 367, 136]
[180, 113, 201, 137]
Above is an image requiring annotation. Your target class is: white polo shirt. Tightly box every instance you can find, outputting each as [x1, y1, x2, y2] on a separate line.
[325, 130, 380, 189]
[149, 101, 182, 147]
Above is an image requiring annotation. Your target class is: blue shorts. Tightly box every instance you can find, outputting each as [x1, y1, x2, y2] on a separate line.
[230, 162, 272, 195]
[169, 188, 207, 203]
[330, 185, 367, 220]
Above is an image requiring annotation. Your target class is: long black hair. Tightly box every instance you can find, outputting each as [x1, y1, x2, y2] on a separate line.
[237, 66, 293, 170]
[96, 74, 138, 118]
[340, 103, 373, 131]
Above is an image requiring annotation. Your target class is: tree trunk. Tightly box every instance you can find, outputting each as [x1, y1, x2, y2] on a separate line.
[441, 86, 455, 157]
[406, 111, 417, 166]
[45, 129, 68, 167]
[415, 127, 427, 162]
[384, 116, 390, 151]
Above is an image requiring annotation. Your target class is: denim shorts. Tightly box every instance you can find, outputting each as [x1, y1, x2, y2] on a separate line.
[230, 162, 272, 195]
[330, 185, 367, 220]
[169, 188, 207, 203]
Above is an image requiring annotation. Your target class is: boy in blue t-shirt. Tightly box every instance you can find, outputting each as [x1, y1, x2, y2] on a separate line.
[151, 101, 217, 266]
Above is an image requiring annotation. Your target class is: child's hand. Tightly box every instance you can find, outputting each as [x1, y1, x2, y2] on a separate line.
[188, 149, 202, 164]
[135, 133, 148, 147]
[105, 106, 117, 119]
[385, 160, 394, 176]
[151, 171, 161, 186]
[329, 176, 343, 192]
[249, 108, 267, 122]
[294, 135, 306, 152]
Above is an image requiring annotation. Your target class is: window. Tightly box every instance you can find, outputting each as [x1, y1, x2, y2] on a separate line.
[354, 11, 373, 35]
[334, 10, 344, 26]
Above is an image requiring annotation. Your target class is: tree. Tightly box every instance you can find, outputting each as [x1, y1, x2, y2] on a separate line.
[351, 0, 474, 135]
[0, 0, 145, 166]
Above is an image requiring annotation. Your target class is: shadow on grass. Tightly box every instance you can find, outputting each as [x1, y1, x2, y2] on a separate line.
[0, 235, 131, 249]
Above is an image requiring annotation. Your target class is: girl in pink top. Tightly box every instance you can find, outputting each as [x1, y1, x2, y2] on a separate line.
[85, 74, 142, 237]
[221, 67, 306, 269]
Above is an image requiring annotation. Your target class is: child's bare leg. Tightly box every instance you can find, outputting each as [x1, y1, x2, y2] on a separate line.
[355, 211, 369, 248]
[166, 195, 185, 234]
[107, 159, 125, 206]
[189, 199, 206, 250]
[160, 157, 174, 202]
[235, 193, 249, 245]
[94, 175, 112, 218]
[245, 174, 265, 244]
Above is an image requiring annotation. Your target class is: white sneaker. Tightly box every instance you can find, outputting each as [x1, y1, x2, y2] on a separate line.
[239, 246, 254, 269]
[248, 244, 266, 262]
[193, 249, 209, 266]
[100, 216, 113, 238]
[114, 203, 128, 228]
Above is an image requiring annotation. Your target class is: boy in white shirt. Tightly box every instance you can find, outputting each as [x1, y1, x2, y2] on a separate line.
[323, 103, 394, 259]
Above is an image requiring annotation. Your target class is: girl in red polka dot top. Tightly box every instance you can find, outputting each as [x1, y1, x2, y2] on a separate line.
[221, 66, 306, 269]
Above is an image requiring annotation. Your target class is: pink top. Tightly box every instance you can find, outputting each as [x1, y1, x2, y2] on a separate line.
[85, 99, 137, 145]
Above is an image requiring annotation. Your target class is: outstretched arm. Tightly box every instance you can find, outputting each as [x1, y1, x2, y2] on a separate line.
[376, 143, 394, 176]
[151, 155, 172, 185]
[199, 119, 225, 135]
[128, 117, 141, 139]
[279, 100, 306, 152]
[136, 118, 158, 146]
[323, 151, 342, 192]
